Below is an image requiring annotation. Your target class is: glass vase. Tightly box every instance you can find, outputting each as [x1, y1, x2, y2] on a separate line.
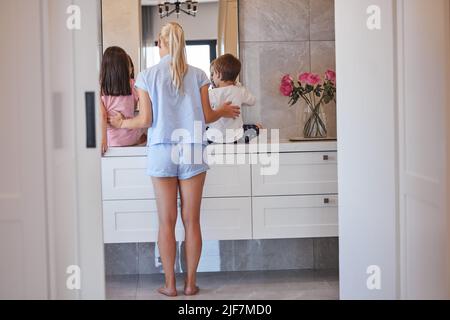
[303, 104, 328, 139]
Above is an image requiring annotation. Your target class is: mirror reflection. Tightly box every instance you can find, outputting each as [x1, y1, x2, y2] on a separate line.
[141, 0, 239, 75]
[101, 0, 249, 152]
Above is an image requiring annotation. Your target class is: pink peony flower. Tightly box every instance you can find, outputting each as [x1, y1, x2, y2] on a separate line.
[280, 82, 294, 97]
[298, 73, 311, 84]
[299, 73, 321, 86]
[307, 74, 321, 86]
[280, 75, 294, 97]
[325, 70, 336, 84]
[281, 74, 294, 85]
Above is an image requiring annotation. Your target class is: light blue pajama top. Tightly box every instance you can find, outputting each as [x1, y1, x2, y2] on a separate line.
[135, 54, 211, 146]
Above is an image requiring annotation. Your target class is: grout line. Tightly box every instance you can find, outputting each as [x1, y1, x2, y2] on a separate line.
[135, 242, 140, 298]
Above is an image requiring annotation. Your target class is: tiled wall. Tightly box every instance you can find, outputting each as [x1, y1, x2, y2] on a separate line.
[105, 238, 339, 275]
[240, 0, 337, 139]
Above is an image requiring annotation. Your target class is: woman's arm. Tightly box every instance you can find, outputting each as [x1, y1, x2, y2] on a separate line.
[109, 89, 153, 129]
[200, 85, 240, 124]
[100, 98, 108, 155]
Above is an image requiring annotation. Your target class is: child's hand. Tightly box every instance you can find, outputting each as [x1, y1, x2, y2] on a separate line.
[220, 101, 241, 119]
[101, 140, 108, 156]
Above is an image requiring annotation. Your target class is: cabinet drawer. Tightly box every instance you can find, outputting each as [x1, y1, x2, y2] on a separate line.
[200, 198, 252, 240]
[252, 152, 338, 196]
[103, 200, 185, 244]
[102, 157, 252, 200]
[102, 158, 154, 201]
[252, 195, 338, 240]
[103, 198, 252, 243]
[203, 164, 251, 198]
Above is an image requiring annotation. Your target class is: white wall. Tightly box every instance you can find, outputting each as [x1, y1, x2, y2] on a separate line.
[337, 0, 450, 300]
[336, 0, 398, 299]
[0, 0, 49, 299]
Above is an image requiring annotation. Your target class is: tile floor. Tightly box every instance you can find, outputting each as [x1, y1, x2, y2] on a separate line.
[106, 269, 339, 300]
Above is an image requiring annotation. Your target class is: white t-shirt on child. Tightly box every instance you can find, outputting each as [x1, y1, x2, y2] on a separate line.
[207, 84, 256, 144]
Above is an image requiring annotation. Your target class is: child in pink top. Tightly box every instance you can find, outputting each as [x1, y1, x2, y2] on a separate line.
[100, 47, 147, 154]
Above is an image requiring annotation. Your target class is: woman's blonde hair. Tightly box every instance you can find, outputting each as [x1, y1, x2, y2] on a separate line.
[160, 22, 188, 91]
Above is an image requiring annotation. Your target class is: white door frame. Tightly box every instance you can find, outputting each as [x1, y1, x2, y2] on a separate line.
[42, 0, 105, 300]
[447, 0, 450, 298]
[73, 0, 105, 300]
[336, 0, 399, 299]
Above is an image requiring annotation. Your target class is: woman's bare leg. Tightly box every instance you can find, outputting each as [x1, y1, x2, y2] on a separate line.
[179, 172, 206, 296]
[152, 177, 179, 297]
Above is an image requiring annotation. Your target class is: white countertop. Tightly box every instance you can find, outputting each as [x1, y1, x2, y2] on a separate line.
[103, 139, 338, 158]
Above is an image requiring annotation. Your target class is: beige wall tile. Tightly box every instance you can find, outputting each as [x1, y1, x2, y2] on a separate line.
[310, 0, 335, 41]
[102, 0, 141, 71]
[240, 0, 310, 42]
[239, 0, 336, 139]
[311, 41, 336, 137]
[241, 41, 310, 139]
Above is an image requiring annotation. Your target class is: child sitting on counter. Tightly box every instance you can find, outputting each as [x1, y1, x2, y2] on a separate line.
[207, 54, 260, 144]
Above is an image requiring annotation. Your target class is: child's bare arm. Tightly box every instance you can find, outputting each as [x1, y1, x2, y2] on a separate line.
[100, 98, 108, 155]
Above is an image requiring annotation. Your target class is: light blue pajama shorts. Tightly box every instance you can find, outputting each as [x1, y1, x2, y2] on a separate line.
[147, 144, 210, 180]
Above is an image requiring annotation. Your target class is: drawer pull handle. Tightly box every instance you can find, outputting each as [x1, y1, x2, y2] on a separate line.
[323, 155, 329, 161]
[324, 198, 330, 204]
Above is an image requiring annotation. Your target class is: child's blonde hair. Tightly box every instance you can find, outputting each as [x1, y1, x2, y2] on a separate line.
[160, 22, 188, 91]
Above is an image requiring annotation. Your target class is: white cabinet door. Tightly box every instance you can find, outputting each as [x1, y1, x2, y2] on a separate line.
[103, 200, 185, 243]
[398, 0, 450, 299]
[252, 152, 338, 196]
[253, 195, 339, 240]
[102, 158, 154, 201]
[203, 164, 251, 198]
[201, 198, 252, 241]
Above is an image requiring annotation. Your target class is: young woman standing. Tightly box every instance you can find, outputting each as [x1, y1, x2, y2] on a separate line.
[110, 22, 240, 297]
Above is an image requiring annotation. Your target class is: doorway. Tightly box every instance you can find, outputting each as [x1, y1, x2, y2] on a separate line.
[1, 0, 449, 300]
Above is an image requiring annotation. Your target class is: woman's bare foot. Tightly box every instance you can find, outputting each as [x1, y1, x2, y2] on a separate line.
[158, 287, 178, 297]
[184, 285, 200, 296]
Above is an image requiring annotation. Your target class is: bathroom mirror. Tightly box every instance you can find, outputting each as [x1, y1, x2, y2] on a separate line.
[140, 0, 239, 76]
[102, 0, 239, 76]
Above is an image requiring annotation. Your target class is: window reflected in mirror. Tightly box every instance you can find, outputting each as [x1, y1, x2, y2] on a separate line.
[141, 0, 239, 73]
